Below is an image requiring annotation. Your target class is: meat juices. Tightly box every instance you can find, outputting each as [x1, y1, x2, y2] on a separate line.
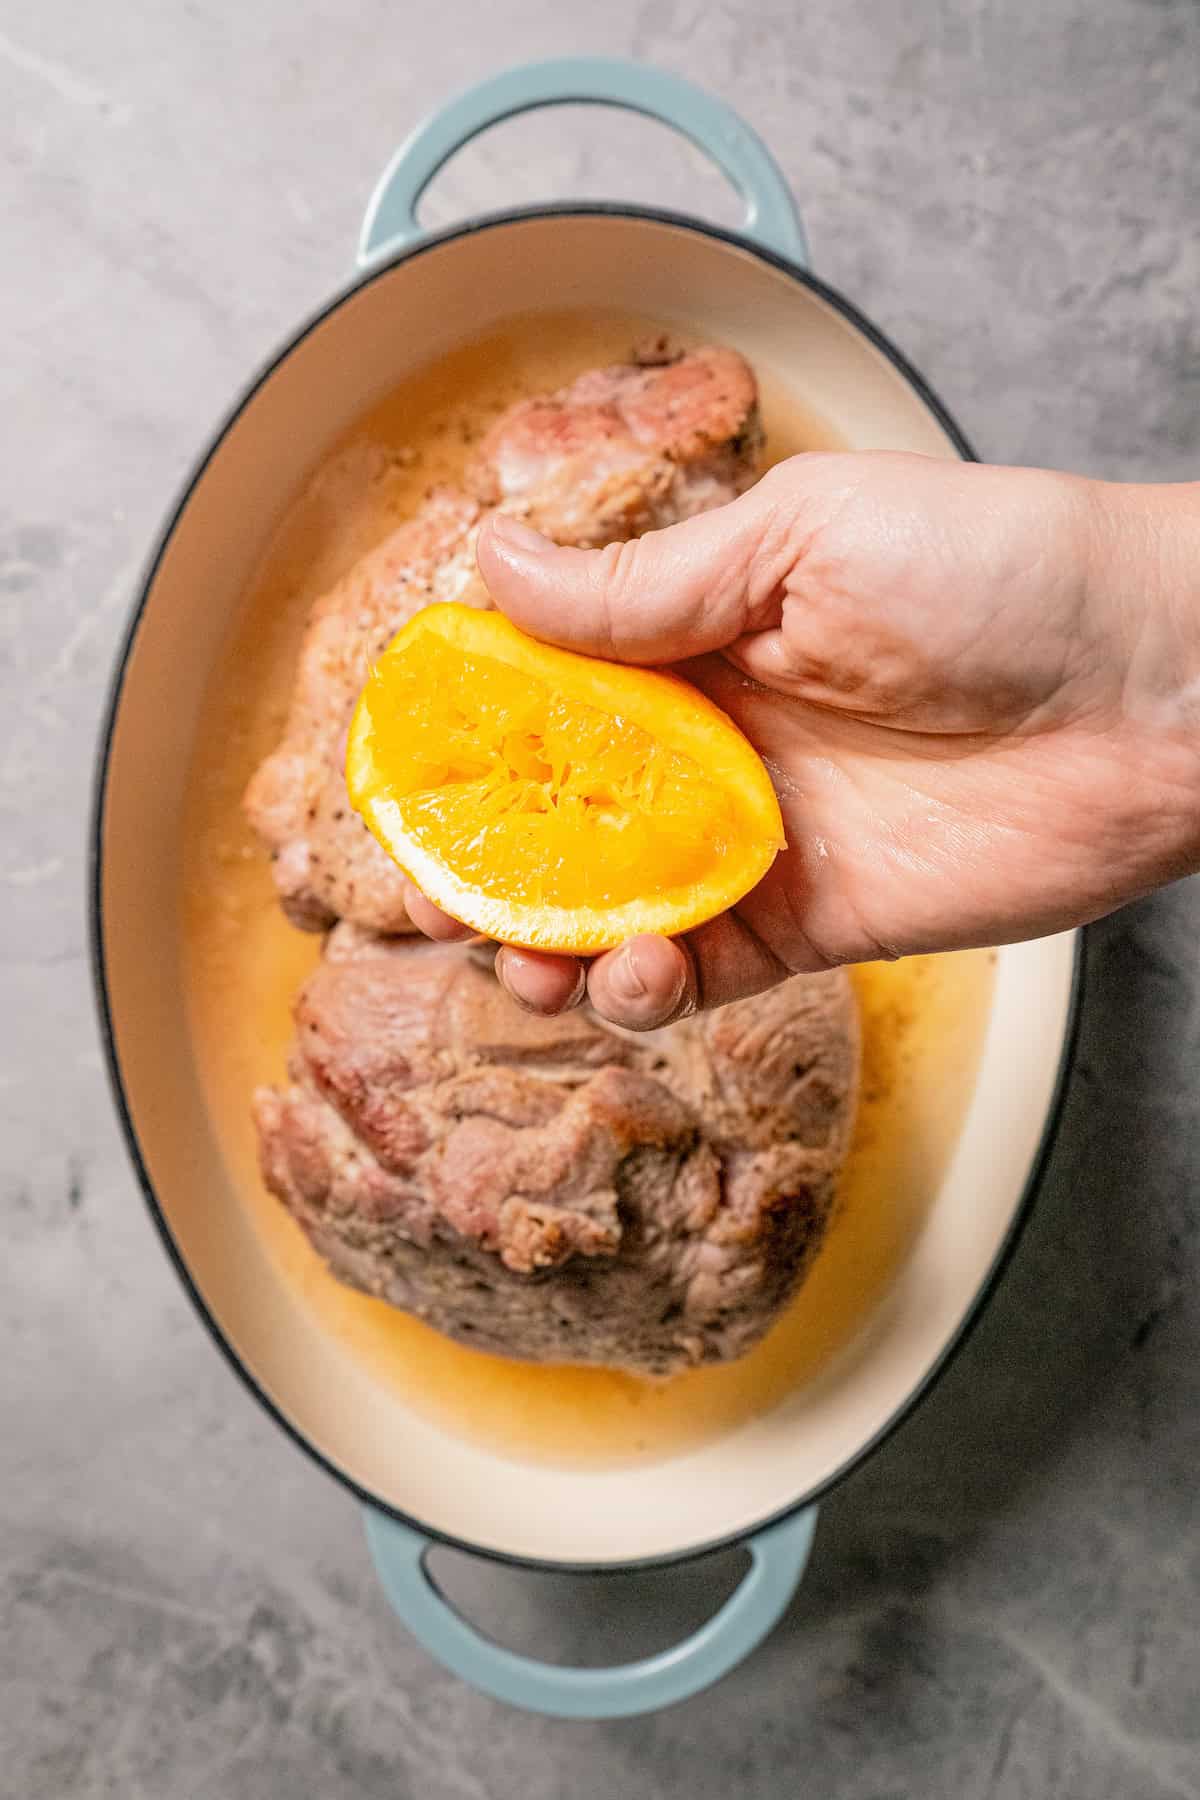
[255, 928, 859, 1377]
[243, 340, 862, 1377]
[243, 348, 763, 935]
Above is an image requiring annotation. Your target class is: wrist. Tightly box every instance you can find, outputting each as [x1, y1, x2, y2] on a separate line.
[1088, 478, 1200, 709]
[1084, 476, 1200, 876]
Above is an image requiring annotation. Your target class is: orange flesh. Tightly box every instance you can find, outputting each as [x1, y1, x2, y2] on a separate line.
[350, 606, 784, 949]
[362, 637, 737, 909]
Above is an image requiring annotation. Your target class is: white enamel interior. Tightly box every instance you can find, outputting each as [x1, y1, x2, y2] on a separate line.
[99, 214, 1076, 1566]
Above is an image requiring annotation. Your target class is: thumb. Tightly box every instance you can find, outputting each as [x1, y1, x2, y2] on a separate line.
[476, 471, 797, 664]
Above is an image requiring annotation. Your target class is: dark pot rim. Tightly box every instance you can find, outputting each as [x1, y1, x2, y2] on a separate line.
[89, 201, 1085, 1574]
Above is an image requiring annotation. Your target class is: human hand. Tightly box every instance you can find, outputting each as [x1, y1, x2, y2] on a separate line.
[402, 451, 1200, 1027]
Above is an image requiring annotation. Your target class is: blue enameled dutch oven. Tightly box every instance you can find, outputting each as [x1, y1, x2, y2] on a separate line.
[92, 57, 1080, 1718]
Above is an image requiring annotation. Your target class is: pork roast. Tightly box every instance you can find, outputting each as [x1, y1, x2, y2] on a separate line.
[254, 926, 859, 1376]
[243, 346, 762, 936]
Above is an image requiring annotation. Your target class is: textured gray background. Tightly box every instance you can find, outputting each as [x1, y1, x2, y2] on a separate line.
[3, 0, 1199, 1794]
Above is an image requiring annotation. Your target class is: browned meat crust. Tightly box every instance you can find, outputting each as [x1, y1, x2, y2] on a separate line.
[254, 927, 858, 1376]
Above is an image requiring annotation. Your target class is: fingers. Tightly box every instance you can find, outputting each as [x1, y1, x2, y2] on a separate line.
[583, 915, 792, 1029]
[400, 880, 476, 943]
[500, 915, 793, 1033]
[403, 882, 587, 1015]
[495, 947, 587, 1016]
[404, 883, 797, 1028]
[478, 464, 806, 665]
[585, 934, 695, 1029]
[494, 936, 695, 1030]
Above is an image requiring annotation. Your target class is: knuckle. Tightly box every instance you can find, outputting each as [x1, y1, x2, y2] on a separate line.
[587, 539, 647, 654]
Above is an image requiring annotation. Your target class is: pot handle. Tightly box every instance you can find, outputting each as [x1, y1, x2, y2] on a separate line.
[357, 57, 807, 270]
[364, 1504, 817, 1719]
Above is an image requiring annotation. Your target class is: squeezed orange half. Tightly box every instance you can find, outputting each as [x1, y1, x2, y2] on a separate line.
[346, 603, 785, 952]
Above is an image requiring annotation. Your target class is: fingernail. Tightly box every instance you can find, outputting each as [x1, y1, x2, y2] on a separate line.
[489, 514, 553, 555]
[494, 949, 528, 1004]
[564, 964, 588, 1010]
[608, 944, 647, 1004]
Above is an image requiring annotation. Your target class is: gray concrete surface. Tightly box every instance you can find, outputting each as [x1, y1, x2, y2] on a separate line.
[3, 0, 1199, 1794]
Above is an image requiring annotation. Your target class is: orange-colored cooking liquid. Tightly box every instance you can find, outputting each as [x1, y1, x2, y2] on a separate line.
[181, 311, 995, 1468]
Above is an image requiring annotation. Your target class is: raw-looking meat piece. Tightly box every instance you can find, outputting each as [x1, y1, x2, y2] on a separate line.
[244, 347, 762, 933]
[253, 927, 859, 1377]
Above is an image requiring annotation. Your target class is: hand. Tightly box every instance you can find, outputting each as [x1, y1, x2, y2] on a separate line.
[403, 452, 1200, 1028]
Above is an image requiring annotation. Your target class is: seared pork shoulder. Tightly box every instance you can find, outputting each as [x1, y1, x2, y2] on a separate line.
[246, 343, 858, 1377]
[244, 348, 762, 934]
[254, 927, 858, 1376]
